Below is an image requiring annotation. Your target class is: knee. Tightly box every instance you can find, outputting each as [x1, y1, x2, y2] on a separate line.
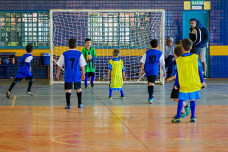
[65, 90, 71, 93]
[148, 82, 154, 86]
[76, 89, 81, 93]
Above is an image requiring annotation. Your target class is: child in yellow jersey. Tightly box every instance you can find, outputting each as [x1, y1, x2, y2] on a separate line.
[108, 49, 126, 99]
[172, 39, 206, 123]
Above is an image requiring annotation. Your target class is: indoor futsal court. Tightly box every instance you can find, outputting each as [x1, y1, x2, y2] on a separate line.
[0, 0, 228, 152]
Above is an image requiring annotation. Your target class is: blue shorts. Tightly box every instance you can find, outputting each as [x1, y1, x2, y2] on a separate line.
[179, 91, 200, 101]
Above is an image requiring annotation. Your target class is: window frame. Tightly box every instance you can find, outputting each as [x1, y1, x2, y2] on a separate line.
[0, 10, 50, 49]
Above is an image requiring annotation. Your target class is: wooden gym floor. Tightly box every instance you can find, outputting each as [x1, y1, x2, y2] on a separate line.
[0, 79, 228, 151]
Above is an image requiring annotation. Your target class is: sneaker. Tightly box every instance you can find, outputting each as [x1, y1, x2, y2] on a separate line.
[190, 117, 196, 122]
[6, 90, 11, 99]
[65, 105, 71, 109]
[148, 97, 154, 104]
[85, 85, 88, 89]
[26, 91, 33, 96]
[78, 104, 84, 108]
[91, 83, 94, 88]
[203, 75, 207, 79]
[120, 96, 125, 99]
[172, 117, 181, 123]
[108, 96, 112, 100]
[185, 105, 191, 116]
[174, 113, 186, 118]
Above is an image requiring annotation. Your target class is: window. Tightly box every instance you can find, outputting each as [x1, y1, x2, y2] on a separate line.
[87, 12, 151, 48]
[0, 11, 49, 48]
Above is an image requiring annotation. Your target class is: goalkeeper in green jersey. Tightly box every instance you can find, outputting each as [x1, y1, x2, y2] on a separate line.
[82, 38, 97, 88]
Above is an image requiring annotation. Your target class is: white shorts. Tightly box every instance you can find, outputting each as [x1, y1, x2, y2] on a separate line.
[199, 47, 206, 62]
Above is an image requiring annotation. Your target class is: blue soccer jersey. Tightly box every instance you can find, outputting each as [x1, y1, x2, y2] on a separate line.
[57, 50, 87, 83]
[16, 53, 33, 78]
[143, 49, 163, 76]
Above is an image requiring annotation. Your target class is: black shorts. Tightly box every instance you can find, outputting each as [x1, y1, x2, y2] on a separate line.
[171, 87, 179, 99]
[85, 72, 95, 77]
[147, 75, 157, 83]
[64, 82, 81, 90]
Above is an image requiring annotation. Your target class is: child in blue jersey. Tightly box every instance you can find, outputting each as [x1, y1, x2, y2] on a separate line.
[56, 38, 87, 109]
[107, 49, 126, 99]
[172, 39, 206, 123]
[6, 44, 34, 99]
[167, 46, 191, 118]
[140, 39, 166, 104]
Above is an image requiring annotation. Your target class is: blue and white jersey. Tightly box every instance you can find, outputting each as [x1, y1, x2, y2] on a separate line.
[140, 49, 165, 76]
[57, 49, 87, 83]
[16, 53, 33, 78]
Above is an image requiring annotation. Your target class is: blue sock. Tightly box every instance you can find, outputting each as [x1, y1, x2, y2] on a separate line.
[85, 76, 88, 86]
[120, 90, 124, 97]
[91, 76, 95, 83]
[109, 89, 113, 97]
[176, 100, 184, 118]
[190, 100, 196, 118]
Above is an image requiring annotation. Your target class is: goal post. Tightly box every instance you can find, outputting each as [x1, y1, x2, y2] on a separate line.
[49, 9, 165, 85]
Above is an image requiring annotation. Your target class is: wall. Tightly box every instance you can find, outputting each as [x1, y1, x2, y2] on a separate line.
[0, 0, 227, 78]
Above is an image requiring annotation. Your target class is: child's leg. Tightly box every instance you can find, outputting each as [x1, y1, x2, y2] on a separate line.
[173, 98, 185, 113]
[85, 76, 88, 87]
[27, 76, 34, 92]
[65, 90, 71, 106]
[148, 82, 154, 99]
[75, 82, 82, 106]
[120, 89, 124, 97]
[176, 100, 184, 118]
[109, 88, 113, 97]
[190, 100, 196, 118]
[8, 78, 22, 92]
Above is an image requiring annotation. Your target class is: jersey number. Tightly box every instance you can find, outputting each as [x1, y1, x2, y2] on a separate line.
[148, 55, 156, 64]
[70, 58, 75, 69]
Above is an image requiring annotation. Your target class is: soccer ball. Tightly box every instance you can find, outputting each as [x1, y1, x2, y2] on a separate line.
[86, 55, 92, 61]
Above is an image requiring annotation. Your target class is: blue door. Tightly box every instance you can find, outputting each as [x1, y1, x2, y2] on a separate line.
[183, 10, 210, 77]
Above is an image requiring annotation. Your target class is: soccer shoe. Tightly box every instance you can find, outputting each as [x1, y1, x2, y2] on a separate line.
[65, 105, 71, 109]
[174, 113, 186, 118]
[120, 96, 125, 99]
[91, 83, 94, 88]
[172, 117, 181, 123]
[108, 96, 112, 100]
[26, 91, 33, 96]
[203, 75, 207, 79]
[148, 97, 154, 104]
[190, 117, 196, 123]
[185, 105, 191, 116]
[6, 90, 11, 99]
[85, 85, 88, 89]
[78, 104, 84, 108]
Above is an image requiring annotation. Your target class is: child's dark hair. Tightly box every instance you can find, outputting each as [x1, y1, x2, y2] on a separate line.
[150, 39, 158, 48]
[174, 46, 183, 57]
[85, 38, 91, 43]
[190, 18, 197, 22]
[113, 49, 120, 57]
[26, 44, 33, 53]
[175, 40, 181, 46]
[181, 39, 193, 51]
[68, 38, 77, 49]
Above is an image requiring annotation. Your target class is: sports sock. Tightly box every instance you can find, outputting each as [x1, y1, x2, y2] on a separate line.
[85, 76, 88, 86]
[8, 78, 21, 92]
[66, 93, 71, 105]
[120, 90, 124, 97]
[109, 89, 113, 97]
[176, 100, 184, 118]
[91, 76, 95, 83]
[190, 100, 196, 118]
[77, 92, 82, 105]
[148, 86, 154, 99]
[27, 79, 33, 92]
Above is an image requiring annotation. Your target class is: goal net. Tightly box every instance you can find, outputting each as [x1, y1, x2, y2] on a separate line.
[50, 9, 165, 85]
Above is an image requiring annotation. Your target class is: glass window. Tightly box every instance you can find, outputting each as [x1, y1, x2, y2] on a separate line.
[0, 11, 49, 48]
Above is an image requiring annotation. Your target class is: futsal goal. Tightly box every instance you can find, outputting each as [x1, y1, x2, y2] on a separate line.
[50, 9, 165, 85]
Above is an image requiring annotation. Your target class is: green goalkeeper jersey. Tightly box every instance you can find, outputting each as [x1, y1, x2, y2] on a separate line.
[82, 47, 97, 73]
